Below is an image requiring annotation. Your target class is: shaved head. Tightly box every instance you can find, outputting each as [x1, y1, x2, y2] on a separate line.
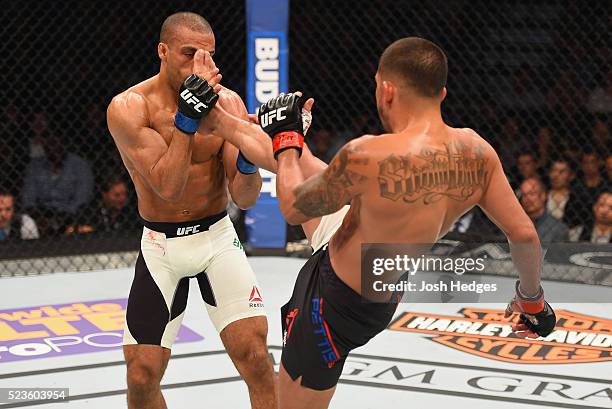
[160, 12, 213, 43]
[378, 37, 447, 98]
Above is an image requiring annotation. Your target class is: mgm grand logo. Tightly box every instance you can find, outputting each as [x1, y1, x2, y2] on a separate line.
[389, 308, 612, 364]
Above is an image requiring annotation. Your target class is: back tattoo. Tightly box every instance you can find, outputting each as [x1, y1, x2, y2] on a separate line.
[378, 143, 489, 204]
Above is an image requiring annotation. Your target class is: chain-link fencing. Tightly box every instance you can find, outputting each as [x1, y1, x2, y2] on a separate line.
[0, 0, 610, 283]
[0, 0, 245, 275]
[289, 0, 612, 284]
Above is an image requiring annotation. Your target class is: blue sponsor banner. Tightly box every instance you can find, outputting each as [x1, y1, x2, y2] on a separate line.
[245, 0, 289, 248]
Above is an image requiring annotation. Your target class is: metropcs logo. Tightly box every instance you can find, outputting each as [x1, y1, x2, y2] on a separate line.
[389, 308, 612, 364]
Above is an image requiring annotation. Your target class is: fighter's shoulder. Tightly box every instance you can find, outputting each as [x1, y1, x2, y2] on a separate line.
[107, 87, 150, 126]
[453, 127, 497, 157]
[341, 134, 383, 152]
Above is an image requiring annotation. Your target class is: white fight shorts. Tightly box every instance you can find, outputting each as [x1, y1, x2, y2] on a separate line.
[123, 211, 265, 349]
[310, 205, 350, 252]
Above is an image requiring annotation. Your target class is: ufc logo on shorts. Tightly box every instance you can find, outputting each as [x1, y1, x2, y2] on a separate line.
[260, 107, 287, 127]
[180, 89, 208, 113]
[176, 225, 201, 236]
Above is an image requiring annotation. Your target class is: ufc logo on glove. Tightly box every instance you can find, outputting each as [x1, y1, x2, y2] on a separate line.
[260, 107, 287, 127]
[180, 89, 209, 113]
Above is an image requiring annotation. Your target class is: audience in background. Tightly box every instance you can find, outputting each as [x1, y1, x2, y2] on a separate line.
[577, 192, 612, 243]
[591, 116, 611, 153]
[534, 126, 552, 168]
[564, 150, 610, 236]
[511, 150, 547, 192]
[29, 111, 51, 159]
[606, 153, 612, 183]
[68, 175, 138, 234]
[547, 158, 575, 220]
[310, 130, 336, 163]
[519, 177, 569, 242]
[0, 190, 39, 241]
[587, 70, 612, 114]
[21, 135, 94, 236]
[497, 115, 522, 170]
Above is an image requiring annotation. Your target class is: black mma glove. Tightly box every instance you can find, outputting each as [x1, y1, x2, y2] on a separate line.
[257, 93, 305, 159]
[504, 281, 557, 338]
[174, 74, 219, 134]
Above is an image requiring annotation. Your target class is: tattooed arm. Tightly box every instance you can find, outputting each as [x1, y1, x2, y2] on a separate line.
[478, 144, 542, 297]
[276, 140, 369, 225]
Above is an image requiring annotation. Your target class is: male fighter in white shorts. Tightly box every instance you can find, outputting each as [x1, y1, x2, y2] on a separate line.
[107, 12, 275, 409]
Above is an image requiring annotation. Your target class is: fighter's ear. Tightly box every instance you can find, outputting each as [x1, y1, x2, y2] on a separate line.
[158, 43, 168, 61]
[382, 80, 395, 104]
[441, 87, 447, 102]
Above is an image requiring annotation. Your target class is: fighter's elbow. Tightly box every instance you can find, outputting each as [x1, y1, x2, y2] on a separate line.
[231, 180, 262, 210]
[282, 205, 307, 226]
[234, 195, 259, 210]
[507, 224, 540, 245]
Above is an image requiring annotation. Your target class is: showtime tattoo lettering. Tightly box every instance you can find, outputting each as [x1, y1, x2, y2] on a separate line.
[378, 144, 489, 204]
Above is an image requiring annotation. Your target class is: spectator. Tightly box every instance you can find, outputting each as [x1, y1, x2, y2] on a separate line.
[21, 134, 94, 236]
[0, 190, 39, 241]
[310, 130, 336, 163]
[69, 175, 138, 234]
[511, 150, 547, 192]
[578, 192, 612, 243]
[0, 103, 27, 193]
[606, 153, 612, 183]
[592, 116, 611, 153]
[535, 126, 552, 168]
[547, 158, 575, 220]
[587, 70, 612, 114]
[519, 178, 569, 242]
[497, 115, 522, 170]
[29, 111, 51, 159]
[564, 150, 610, 233]
[519, 150, 538, 175]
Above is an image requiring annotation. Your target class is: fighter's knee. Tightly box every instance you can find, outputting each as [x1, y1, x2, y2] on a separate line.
[232, 340, 273, 381]
[126, 362, 162, 399]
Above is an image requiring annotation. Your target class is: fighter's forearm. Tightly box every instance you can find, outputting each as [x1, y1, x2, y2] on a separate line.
[507, 227, 543, 296]
[150, 129, 194, 201]
[214, 107, 277, 173]
[276, 151, 311, 225]
[230, 172, 263, 210]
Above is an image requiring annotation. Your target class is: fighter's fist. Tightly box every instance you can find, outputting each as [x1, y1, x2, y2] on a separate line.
[258, 93, 305, 159]
[504, 281, 557, 338]
[174, 74, 219, 134]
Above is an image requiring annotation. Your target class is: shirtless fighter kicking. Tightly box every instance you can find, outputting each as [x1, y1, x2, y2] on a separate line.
[106, 12, 276, 409]
[209, 37, 557, 409]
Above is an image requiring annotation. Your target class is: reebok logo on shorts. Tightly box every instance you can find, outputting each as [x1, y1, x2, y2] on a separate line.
[249, 286, 264, 308]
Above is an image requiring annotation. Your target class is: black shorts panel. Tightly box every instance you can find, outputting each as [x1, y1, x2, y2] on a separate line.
[125, 251, 189, 346]
[280, 247, 398, 390]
